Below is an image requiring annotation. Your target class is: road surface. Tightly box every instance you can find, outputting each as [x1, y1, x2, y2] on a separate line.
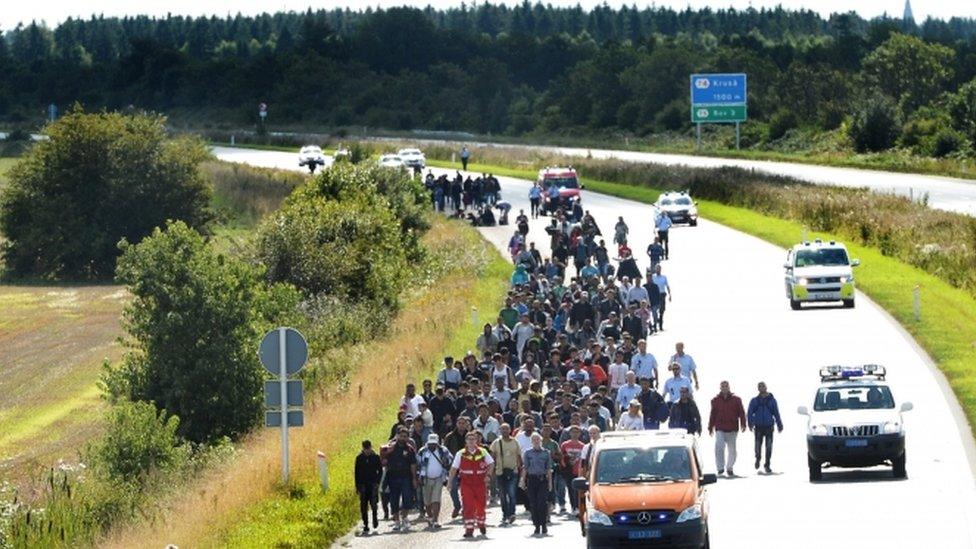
[212, 147, 976, 549]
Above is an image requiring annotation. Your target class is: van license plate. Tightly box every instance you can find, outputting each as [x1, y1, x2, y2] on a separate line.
[845, 439, 868, 447]
[628, 530, 662, 540]
[812, 293, 835, 300]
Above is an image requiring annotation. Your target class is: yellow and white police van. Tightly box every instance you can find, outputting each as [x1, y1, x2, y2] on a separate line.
[783, 239, 859, 310]
[797, 365, 913, 482]
[655, 191, 698, 226]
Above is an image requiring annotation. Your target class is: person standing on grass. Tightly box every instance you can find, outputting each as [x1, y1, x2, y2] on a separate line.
[384, 428, 418, 532]
[355, 440, 382, 535]
[417, 434, 453, 530]
[521, 432, 554, 537]
[449, 432, 494, 538]
[708, 381, 747, 477]
[748, 381, 784, 474]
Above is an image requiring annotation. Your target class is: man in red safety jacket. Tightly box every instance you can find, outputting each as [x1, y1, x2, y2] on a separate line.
[448, 431, 495, 538]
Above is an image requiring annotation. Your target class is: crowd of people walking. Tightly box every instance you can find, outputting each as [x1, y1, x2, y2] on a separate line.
[354, 161, 784, 539]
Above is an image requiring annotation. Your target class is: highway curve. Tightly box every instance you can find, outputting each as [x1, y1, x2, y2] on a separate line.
[212, 147, 976, 549]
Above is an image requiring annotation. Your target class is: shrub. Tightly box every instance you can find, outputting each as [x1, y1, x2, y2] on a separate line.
[0, 109, 213, 280]
[108, 221, 300, 443]
[654, 99, 689, 132]
[255, 195, 406, 308]
[767, 109, 798, 141]
[848, 95, 902, 152]
[930, 128, 967, 158]
[87, 400, 189, 486]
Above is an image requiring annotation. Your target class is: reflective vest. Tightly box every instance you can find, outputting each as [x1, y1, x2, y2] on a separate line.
[457, 448, 491, 477]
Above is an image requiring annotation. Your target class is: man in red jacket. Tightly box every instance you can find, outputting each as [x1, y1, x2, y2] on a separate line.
[707, 381, 747, 477]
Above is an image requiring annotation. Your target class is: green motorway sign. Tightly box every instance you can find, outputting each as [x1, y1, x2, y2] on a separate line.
[691, 105, 747, 123]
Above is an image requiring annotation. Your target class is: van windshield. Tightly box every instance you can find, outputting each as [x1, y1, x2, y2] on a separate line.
[595, 446, 691, 483]
[794, 248, 849, 267]
[544, 176, 579, 189]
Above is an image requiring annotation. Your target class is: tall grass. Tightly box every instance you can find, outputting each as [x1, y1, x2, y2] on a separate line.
[203, 161, 304, 228]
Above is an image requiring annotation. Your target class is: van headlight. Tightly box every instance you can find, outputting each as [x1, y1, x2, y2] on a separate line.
[883, 421, 902, 434]
[588, 509, 613, 526]
[840, 275, 854, 283]
[796, 277, 809, 285]
[676, 504, 702, 523]
[809, 424, 828, 436]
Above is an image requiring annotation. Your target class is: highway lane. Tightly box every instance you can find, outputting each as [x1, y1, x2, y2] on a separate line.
[212, 147, 976, 549]
[369, 137, 976, 217]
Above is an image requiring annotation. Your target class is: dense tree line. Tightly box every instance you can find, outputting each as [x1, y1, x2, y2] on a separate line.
[2, 4, 976, 152]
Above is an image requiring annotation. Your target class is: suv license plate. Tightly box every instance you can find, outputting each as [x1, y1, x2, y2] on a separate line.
[845, 439, 868, 447]
[628, 530, 662, 540]
[812, 293, 835, 300]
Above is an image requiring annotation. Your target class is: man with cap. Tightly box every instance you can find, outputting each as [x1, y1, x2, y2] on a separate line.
[417, 433, 453, 529]
[354, 440, 382, 535]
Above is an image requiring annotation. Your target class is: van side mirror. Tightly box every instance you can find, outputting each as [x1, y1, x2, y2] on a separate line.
[572, 477, 589, 492]
[783, 263, 792, 270]
[900, 402, 913, 412]
[797, 406, 809, 416]
[851, 259, 861, 267]
[701, 473, 717, 486]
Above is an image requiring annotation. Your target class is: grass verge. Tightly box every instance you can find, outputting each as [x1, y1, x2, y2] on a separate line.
[98, 216, 511, 549]
[429, 158, 976, 441]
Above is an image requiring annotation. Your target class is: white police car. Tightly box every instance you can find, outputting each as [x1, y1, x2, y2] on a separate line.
[797, 365, 912, 481]
[784, 240, 859, 310]
[655, 191, 698, 226]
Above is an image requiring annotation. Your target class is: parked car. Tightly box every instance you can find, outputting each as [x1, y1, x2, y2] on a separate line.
[397, 148, 426, 169]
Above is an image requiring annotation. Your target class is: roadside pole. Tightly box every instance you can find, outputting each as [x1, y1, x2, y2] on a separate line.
[696, 123, 701, 151]
[735, 122, 741, 150]
[278, 327, 289, 482]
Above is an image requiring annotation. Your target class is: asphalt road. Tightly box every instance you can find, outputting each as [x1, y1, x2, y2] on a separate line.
[370, 137, 976, 217]
[212, 147, 976, 549]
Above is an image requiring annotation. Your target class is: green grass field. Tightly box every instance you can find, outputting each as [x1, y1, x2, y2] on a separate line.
[430, 158, 976, 441]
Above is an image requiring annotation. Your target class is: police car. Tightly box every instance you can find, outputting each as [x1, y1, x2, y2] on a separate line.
[783, 239, 859, 310]
[797, 365, 912, 482]
[655, 191, 698, 226]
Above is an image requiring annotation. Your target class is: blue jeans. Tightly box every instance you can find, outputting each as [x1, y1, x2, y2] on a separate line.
[449, 475, 461, 512]
[549, 472, 567, 508]
[497, 473, 518, 519]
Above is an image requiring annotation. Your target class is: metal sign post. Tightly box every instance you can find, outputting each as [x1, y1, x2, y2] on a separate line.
[259, 327, 308, 483]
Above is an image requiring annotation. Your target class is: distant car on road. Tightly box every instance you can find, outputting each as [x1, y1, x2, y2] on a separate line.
[378, 154, 405, 169]
[397, 148, 426, 169]
[298, 145, 326, 173]
[573, 430, 716, 549]
[539, 166, 582, 215]
[783, 239, 860, 310]
[656, 191, 698, 226]
[798, 365, 912, 482]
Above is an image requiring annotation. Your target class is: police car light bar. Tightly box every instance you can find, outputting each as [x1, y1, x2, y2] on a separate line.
[819, 364, 886, 381]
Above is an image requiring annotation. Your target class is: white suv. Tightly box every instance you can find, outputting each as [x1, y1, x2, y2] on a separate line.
[797, 365, 912, 482]
[784, 240, 859, 309]
[397, 148, 426, 169]
[655, 191, 698, 226]
[298, 145, 326, 173]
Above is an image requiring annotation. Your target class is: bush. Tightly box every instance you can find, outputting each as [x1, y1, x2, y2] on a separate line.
[930, 128, 967, 158]
[654, 99, 689, 132]
[848, 95, 902, 152]
[255, 195, 407, 308]
[0, 109, 213, 280]
[767, 109, 798, 141]
[88, 400, 189, 486]
[108, 221, 300, 443]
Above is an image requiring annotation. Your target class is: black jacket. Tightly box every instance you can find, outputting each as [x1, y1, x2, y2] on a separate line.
[355, 451, 382, 489]
[669, 399, 702, 435]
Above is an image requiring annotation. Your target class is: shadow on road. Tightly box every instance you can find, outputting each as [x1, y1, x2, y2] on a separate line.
[815, 468, 904, 484]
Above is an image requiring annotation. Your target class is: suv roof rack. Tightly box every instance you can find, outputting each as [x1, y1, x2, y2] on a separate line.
[819, 364, 886, 382]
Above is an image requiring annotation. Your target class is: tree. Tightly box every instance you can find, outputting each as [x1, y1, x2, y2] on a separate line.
[0, 109, 212, 280]
[87, 400, 189, 485]
[848, 94, 902, 152]
[948, 78, 976, 151]
[109, 221, 300, 443]
[862, 33, 954, 113]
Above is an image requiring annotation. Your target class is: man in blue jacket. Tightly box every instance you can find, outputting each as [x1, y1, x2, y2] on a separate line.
[747, 382, 784, 474]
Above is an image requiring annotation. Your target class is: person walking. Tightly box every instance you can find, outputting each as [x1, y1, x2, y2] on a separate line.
[663, 362, 693, 404]
[529, 184, 542, 219]
[449, 432, 494, 538]
[489, 423, 522, 525]
[417, 434, 453, 529]
[668, 342, 699, 391]
[355, 440, 383, 535]
[655, 210, 673, 259]
[460, 146, 471, 171]
[613, 216, 629, 246]
[646, 237, 665, 271]
[651, 264, 671, 331]
[668, 387, 702, 435]
[384, 428, 419, 531]
[616, 400, 645, 431]
[708, 381, 747, 477]
[747, 382, 784, 473]
[521, 433, 554, 536]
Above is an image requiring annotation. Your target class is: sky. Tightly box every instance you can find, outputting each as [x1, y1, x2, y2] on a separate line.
[2, 0, 975, 31]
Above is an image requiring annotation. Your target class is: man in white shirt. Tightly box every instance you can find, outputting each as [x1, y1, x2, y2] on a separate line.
[489, 376, 513, 412]
[615, 371, 642, 415]
[630, 339, 659, 387]
[607, 350, 629, 390]
[512, 313, 536, 361]
[656, 211, 673, 259]
[651, 264, 672, 330]
[669, 341, 699, 391]
[663, 362, 693, 404]
[472, 404, 501, 444]
[515, 417, 538, 452]
[417, 434, 453, 529]
[400, 383, 426, 417]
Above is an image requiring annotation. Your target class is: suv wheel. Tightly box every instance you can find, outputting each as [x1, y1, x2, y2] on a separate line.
[842, 299, 855, 308]
[790, 299, 801, 310]
[893, 451, 907, 479]
[690, 219, 698, 227]
[808, 456, 822, 482]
